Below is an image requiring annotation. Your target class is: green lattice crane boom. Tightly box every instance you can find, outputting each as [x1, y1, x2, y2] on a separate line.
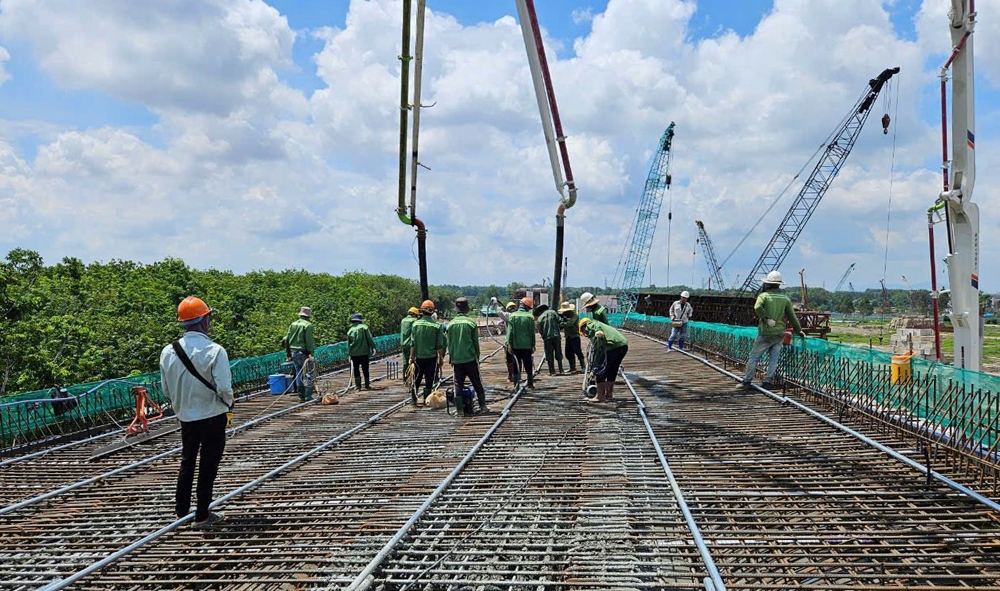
[614, 122, 675, 314]
[695, 220, 726, 290]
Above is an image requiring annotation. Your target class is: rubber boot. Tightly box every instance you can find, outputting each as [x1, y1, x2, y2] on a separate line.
[354, 374, 362, 391]
[526, 371, 535, 390]
[297, 382, 308, 402]
[477, 390, 490, 414]
[410, 389, 419, 406]
[421, 386, 432, 405]
[557, 359, 565, 375]
[454, 392, 465, 417]
[304, 386, 314, 401]
[547, 357, 556, 375]
[567, 359, 576, 373]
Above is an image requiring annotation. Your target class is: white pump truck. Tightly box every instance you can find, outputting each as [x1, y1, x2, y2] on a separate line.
[935, 0, 980, 371]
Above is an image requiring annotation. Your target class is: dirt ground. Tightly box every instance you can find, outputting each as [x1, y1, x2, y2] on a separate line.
[830, 323, 1000, 376]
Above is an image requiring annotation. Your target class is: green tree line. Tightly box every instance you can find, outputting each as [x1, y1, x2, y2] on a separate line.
[0, 249, 422, 396]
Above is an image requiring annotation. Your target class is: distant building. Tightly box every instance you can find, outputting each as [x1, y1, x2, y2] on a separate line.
[596, 295, 618, 314]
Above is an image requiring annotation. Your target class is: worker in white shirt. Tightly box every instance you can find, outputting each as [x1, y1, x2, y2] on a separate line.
[160, 296, 233, 528]
[667, 291, 694, 351]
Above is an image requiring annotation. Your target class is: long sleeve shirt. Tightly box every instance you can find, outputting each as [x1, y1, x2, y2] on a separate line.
[411, 316, 446, 359]
[447, 313, 480, 364]
[347, 323, 377, 356]
[559, 311, 580, 339]
[536, 309, 562, 340]
[754, 291, 802, 338]
[400, 315, 417, 348]
[582, 320, 628, 350]
[160, 331, 234, 423]
[669, 300, 694, 324]
[285, 318, 315, 354]
[589, 304, 609, 324]
[506, 310, 536, 350]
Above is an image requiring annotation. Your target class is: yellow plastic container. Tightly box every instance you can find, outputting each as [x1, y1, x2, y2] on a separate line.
[891, 354, 913, 385]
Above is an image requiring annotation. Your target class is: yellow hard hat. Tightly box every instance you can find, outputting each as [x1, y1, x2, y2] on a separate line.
[408, 306, 420, 316]
[578, 317, 592, 335]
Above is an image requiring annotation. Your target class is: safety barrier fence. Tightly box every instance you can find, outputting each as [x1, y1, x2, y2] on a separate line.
[0, 334, 400, 455]
[620, 313, 1000, 491]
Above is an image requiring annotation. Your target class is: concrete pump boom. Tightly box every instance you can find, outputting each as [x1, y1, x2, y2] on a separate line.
[938, 0, 980, 370]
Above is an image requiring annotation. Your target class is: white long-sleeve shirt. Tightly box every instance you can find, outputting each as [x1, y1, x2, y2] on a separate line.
[669, 300, 694, 324]
[160, 331, 234, 423]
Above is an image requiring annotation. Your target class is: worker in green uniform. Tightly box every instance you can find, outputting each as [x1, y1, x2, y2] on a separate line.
[580, 292, 609, 324]
[741, 271, 805, 390]
[579, 317, 628, 403]
[347, 313, 377, 390]
[410, 300, 446, 405]
[506, 297, 537, 389]
[447, 297, 488, 416]
[558, 302, 585, 373]
[400, 306, 419, 371]
[534, 304, 564, 375]
[283, 306, 315, 401]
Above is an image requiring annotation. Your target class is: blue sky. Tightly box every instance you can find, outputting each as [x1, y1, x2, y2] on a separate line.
[0, 0, 997, 295]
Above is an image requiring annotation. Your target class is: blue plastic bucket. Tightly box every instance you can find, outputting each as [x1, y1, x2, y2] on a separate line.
[268, 374, 290, 394]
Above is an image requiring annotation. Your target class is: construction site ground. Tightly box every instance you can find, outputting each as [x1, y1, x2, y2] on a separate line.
[3, 332, 1000, 590]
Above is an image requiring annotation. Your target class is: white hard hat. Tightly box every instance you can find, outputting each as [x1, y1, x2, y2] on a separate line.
[680, 291, 690, 298]
[762, 270, 785, 285]
[579, 292, 598, 307]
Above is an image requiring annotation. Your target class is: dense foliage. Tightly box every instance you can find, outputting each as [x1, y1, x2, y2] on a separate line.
[0, 249, 421, 396]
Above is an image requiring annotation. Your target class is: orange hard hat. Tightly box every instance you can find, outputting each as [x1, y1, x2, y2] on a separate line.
[177, 296, 211, 323]
[520, 297, 533, 309]
[420, 299, 436, 313]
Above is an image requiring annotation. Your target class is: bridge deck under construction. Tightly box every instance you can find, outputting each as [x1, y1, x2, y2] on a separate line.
[3, 333, 1000, 590]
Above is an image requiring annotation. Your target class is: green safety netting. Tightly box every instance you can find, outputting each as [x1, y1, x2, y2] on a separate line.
[1, 334, 400, 451]
[618, 312, 1000, 454]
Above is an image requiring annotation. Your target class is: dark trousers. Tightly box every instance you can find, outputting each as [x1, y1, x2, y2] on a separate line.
[414, 357, 438, 396]
[454, 360, 485, 396]
[351, 355, 370, 388]
[511, 348, 534, 384]
[176, 413, 228, 521]
[542, 336, 562, 373]
[596, 345, 629, 384]
[565, 336, 585, 369]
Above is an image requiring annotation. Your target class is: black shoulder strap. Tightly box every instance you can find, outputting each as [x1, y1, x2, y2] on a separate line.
[171, 341, 217, 393]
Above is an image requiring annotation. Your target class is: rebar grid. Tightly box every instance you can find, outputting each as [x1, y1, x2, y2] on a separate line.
[369, 388, 707, 589]
[4, 336, 1000, 590]
[628, 319, 1000, 492]
[623, 342, 1000, 590]
[0, 373, 417, 590]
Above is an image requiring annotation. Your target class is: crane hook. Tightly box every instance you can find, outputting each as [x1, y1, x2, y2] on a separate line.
[881, 113, 891, 135]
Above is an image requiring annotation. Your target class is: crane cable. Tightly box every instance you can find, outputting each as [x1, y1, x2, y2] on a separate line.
[879, 75, 901, 332]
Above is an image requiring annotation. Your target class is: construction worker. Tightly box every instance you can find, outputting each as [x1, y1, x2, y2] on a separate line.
[347, 313, 377, 390]
[283, 306, 315, 401]
[667, 291, 694, 351]
[501, 301, 518, 382]
[160, 296, 232, 528]
[580, 292, 609, 324]
[447, 297, 489, 415]
[579, 317, 628, 403]
[558, 301, 585, 373]
[741, 270, 805, 390]
[410, 300, 445, 405]
[400, 306, 419, 370]
[506, 297, 536, 389]
[534, 303, 564, 375]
